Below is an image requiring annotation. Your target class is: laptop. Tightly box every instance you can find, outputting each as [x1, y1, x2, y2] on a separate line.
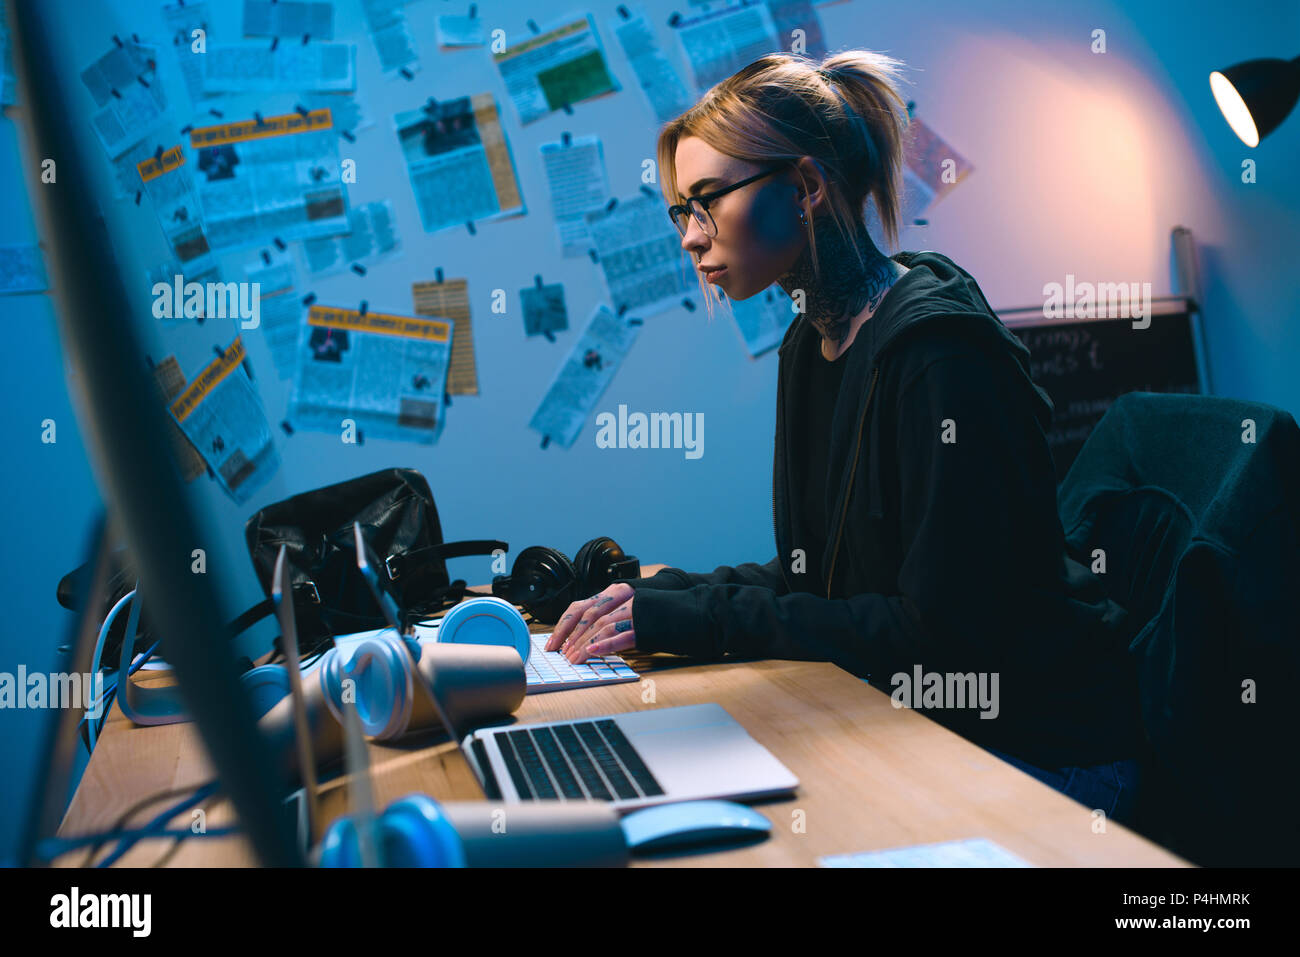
[352, 523, 800, 813]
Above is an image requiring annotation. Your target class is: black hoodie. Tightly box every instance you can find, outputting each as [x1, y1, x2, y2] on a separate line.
[625, 250, 1145, 770]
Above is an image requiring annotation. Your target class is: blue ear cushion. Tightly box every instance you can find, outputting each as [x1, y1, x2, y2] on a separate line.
[437, 596, 531, 662]
[381, 795, 467, 868]
[240, 665, 291, 719]
[315, 796, 465, 868]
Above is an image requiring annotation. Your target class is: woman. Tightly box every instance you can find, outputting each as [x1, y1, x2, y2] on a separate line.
[546, 51, 1146, 827]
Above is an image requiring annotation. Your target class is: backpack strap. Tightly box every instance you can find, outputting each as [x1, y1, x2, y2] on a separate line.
[382, 539, 507, 580]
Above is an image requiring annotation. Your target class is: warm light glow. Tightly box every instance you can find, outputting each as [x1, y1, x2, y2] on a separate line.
[1210, 71, 1260, 147]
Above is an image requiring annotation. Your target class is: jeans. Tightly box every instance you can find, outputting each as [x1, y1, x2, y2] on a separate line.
[985, 747, 1142, 828]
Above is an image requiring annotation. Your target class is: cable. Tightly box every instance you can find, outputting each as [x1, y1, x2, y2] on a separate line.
[38, 825, 238, 860]
[85, 588, 136, 752]
[77, 783, 209, 867]
[81, 636, 161, 753]
[95, 780, 220, 868]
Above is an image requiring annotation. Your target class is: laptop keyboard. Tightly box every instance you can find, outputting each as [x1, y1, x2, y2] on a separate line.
[496, 718, 665, 802]
[524, 633, 639, 693]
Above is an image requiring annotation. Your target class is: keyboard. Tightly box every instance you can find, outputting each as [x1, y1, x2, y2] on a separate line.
[523, 633, 639, 694]
[495, 718, 664, 801]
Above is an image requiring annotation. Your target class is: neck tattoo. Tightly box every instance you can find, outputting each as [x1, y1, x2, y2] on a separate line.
[776, 217, 900, 350]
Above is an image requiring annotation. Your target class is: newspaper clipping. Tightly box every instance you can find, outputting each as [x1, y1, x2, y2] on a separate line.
[394, 93, 524, 233]
[188, 108, 349, 252]
[168, 336, 279, 503]
[289, 304, 453, 444]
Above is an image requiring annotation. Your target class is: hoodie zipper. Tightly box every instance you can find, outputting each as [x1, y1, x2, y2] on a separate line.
[825, 366, 879, 599]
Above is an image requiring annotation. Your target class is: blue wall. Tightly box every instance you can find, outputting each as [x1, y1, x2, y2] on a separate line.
[2, 0, 1297, 859]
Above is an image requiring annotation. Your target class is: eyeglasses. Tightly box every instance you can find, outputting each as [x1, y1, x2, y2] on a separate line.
[668, 164, 789, 238]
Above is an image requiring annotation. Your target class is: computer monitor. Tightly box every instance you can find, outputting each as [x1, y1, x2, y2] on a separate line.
[8, 0, 300, 865]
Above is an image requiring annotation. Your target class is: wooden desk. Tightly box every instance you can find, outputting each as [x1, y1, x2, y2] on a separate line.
[57, 573, 1188, 867]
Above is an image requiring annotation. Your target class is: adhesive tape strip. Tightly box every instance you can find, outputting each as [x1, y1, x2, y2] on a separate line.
[435, 596, 531, 663]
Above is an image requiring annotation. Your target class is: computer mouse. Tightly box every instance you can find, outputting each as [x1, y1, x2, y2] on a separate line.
[621, 800, 771, 855]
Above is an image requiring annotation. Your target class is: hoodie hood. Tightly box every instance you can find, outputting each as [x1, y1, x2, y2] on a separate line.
[778, 250, 1054, 431]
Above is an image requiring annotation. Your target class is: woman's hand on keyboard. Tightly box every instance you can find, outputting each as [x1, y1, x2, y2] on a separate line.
[545, 582, 637, 664]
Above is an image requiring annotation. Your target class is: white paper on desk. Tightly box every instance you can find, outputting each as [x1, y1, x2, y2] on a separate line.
[189, 109, 349, 253]
[673, 0, 776, 94]
[81, 41, 168, 158]
[361, 0, 419, 76]
[529, 304, 640, 448]
[819, 838, 1033, 868]
[243, 0, 335, 39]
[168, 336, 279, 504]
[492, 13, 620, 126]
[0, 244, 47, 295]
[242, 254, 302, 380]
[302, 200, 400, 277]
[729, 283, 795, 358]
[394, 93, 525, 234]
[437, 14, 486, 48]
[288, 304, 453, 444]
[611, 7, 693, 125]
[201, 41, 355, 93]
[585, 192, 695, 317]
[540, 135, 610, 259]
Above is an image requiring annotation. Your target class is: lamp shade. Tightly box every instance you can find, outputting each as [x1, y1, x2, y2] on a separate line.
[1209, 55, 1300, 147]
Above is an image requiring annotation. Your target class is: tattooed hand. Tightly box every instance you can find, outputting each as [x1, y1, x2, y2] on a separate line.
[543, 582, 637, 664]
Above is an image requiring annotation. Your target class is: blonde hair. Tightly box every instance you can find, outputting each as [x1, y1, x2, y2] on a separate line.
[657, 51, 911, 318]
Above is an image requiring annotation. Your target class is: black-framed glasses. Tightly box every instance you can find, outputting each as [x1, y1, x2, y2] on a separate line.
[668, 164, 789, 238]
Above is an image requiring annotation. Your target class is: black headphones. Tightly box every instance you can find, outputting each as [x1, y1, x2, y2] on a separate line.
[491, 537, 640, 624]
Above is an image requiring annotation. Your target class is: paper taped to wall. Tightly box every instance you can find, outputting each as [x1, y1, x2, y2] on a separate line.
[289, 304, 453, 444]
[168, 336, 279, 503]
[585, 192, 694, 317]
[539, 134, 611, 258]
[529, 305, 640, 448]
[610, 6, 693, 124]
[188, 108, 349, 252]
[0, 244, 48, 295]
[412, 277, 477, 395]
[81, 40, 167, 158]
[137, 145, 217, 274]
[200, 41, 355, 93]
[394, 93, 524, 233]
[492, 14, 620, 125]
[730, 284, 796, 358]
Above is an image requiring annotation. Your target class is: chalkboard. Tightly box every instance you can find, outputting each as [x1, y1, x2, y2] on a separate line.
[1002, 297, 1207, 482]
